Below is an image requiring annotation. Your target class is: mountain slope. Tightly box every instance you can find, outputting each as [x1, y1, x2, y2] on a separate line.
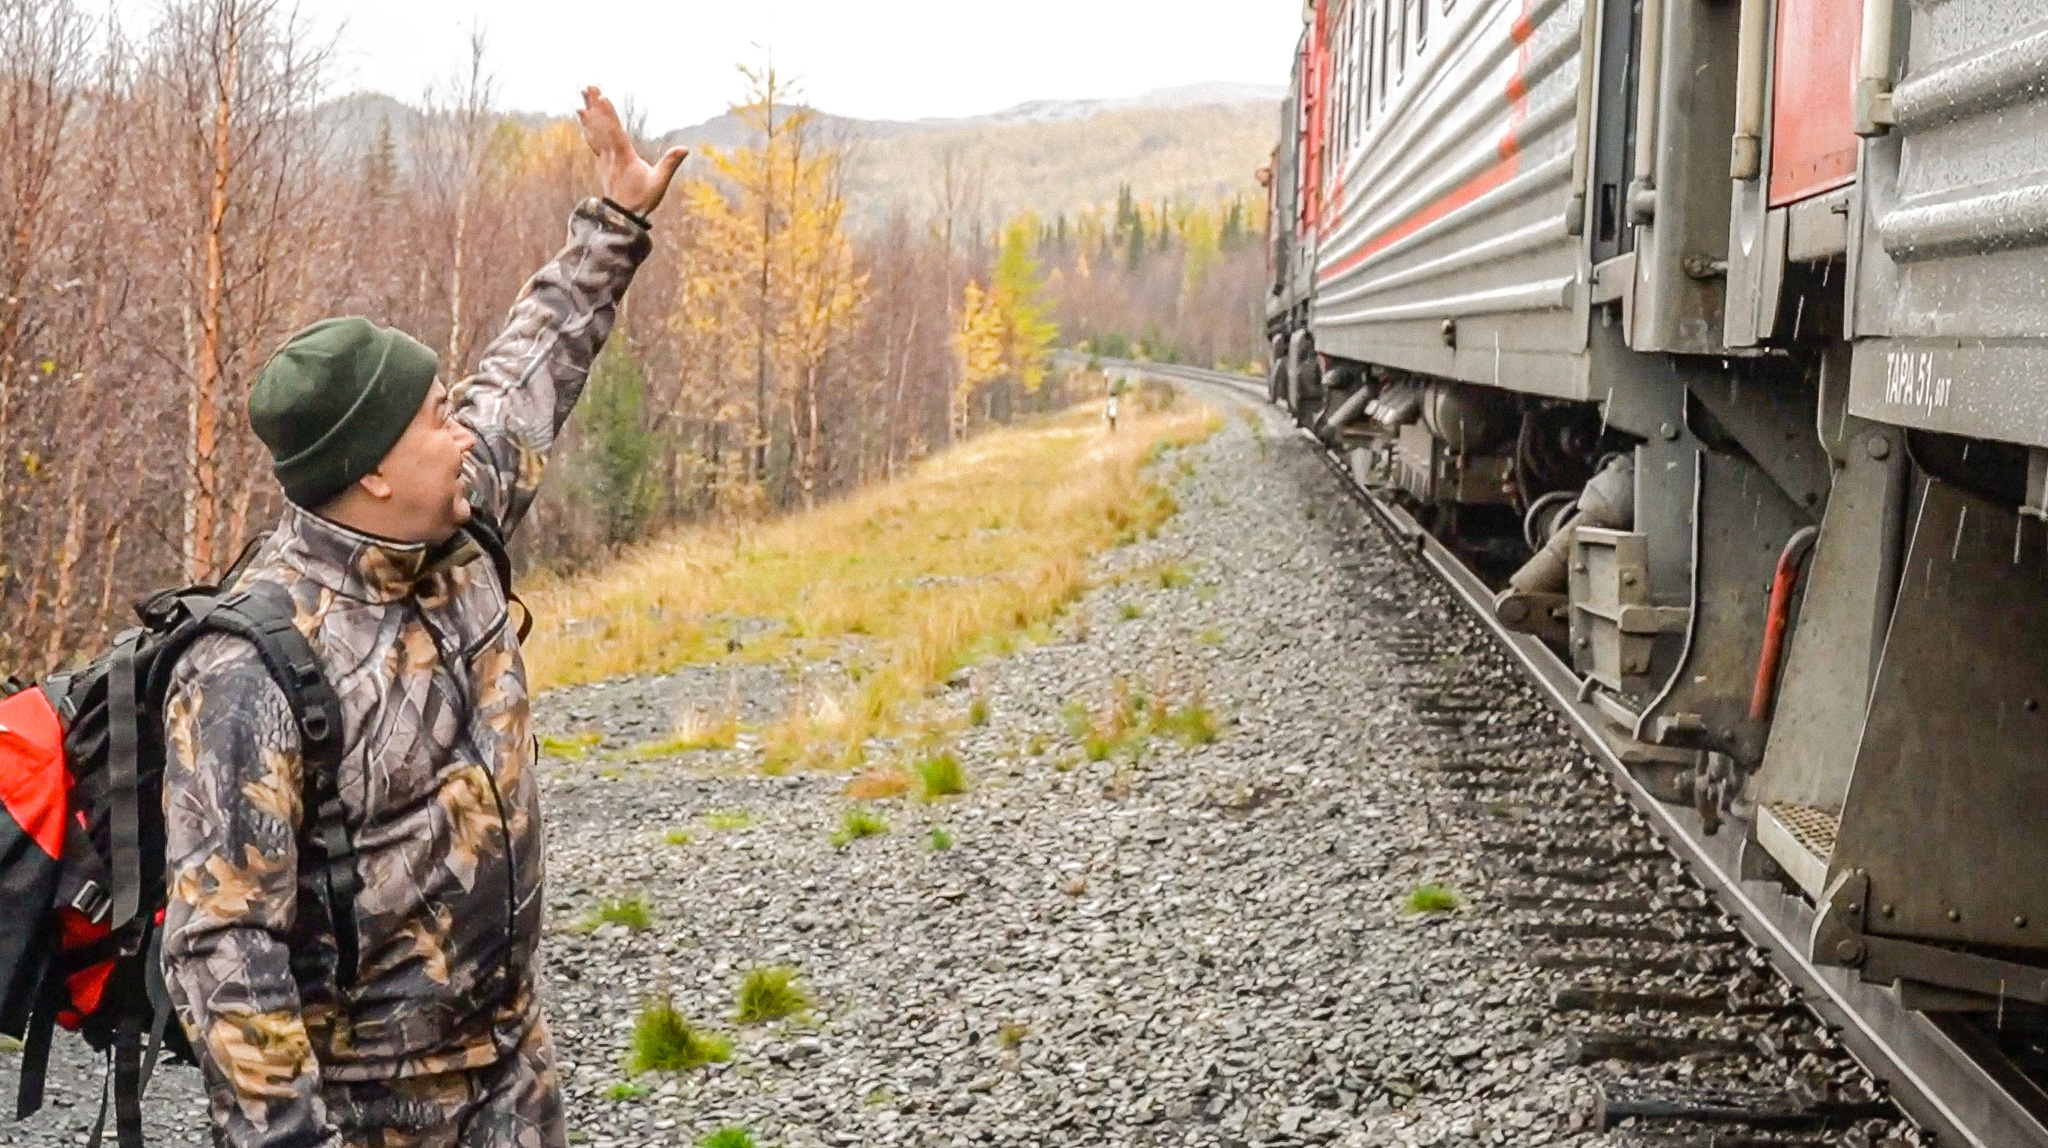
[321, 85, 1283, 230]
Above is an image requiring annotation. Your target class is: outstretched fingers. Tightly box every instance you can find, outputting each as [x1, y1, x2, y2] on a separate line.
[576, 86, 628, 158]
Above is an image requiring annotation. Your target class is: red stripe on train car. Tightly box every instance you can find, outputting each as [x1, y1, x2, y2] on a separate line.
[1317, 140, 1523, 284]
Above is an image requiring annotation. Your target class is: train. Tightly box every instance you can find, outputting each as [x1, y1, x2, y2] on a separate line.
[1261, 0, 2048, 1140]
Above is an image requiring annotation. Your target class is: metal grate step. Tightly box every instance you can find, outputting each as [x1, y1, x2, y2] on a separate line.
[1757, 802, 1838, 898]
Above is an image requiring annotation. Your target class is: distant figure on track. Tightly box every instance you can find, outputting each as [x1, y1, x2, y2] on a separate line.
[1106, 378, 1124, 432]
[158, 87, 685, 1148]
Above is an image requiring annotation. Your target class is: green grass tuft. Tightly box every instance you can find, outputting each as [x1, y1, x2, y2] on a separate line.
[626, 999, 731, 1074]
[603, 1081, 649, 1101]
[700, 809, 756, 831]
[697, 1127, 760, 1148]
[1405, 884, 1461, 914]
[998, 1021, 1030, 1049]
[1118, 602, 1144, 621]
[539, 731, 603, 759]
[1159, 700, 1221, 746]
[926, 825, 953, 851]
[734, 966, 811, 1024]
[585, 895, 652, 932]
[663, 828, 693, 846]
[967, 694, 990, 726]
[1196, 627, 1225, 646]
[1157, 564, 1191, 590]
[916, 752, 967, 800]
[830, 806, 889, 848]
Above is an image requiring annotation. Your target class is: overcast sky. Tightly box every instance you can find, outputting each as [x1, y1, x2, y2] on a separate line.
[112, 1, 1304, 130]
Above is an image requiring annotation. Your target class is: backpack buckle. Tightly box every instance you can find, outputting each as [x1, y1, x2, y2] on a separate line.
[70, 880, 111, 924]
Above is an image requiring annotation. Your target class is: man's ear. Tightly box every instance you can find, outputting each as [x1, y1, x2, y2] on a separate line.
[358, 471, 395, 501]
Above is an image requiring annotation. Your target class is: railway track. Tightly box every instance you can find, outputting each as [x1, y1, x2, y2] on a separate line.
[1111, 358, 2048, 1148]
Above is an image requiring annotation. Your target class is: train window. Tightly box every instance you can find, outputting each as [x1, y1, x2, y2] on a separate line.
[1379, 0, 1396, 102]
[1339, 2, 1354, 149]
[1391, 0, 1407, 82]
[1351, 0, 1367, 140]
[1364, 4, 1378, 124]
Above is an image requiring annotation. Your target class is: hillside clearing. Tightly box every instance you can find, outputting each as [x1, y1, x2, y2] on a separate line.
[524, 389, 1219, 768]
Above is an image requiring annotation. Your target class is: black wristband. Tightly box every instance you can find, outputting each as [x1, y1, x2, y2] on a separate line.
[601, 197, 653, 231]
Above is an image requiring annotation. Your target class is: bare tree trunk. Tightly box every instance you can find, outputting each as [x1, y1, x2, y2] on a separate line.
[441, 31, 493, 372]
[42, 490, 86, 663]
[890, 307, 919, 476]
[749, 62, 782, 484]
[95, 524, 123, 637]
[186, 10, 239, 581]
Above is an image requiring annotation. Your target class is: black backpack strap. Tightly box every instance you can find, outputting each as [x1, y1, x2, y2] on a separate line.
[82, 1054, 111, 1148]
[213, 589, 358, 992]
[110, 1010, 143, 1148]
[139, 926, 173, 1092]
[463, 511, 530, 642]
[150, 586, 359, 991]
[105, 631, 145, 934]
[14, 965, 61, 1118]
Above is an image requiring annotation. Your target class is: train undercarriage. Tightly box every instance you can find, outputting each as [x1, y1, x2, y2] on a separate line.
[1264, 307, 2048, 1137]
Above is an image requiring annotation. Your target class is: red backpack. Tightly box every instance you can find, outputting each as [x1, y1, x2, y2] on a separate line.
[0, 571, 349, 1148]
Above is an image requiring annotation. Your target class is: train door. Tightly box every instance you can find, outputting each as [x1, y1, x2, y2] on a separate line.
[1766, 0, 1858, 207]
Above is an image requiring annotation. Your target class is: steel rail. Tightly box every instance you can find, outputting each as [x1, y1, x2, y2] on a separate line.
[1111, 357, 2048, 1148]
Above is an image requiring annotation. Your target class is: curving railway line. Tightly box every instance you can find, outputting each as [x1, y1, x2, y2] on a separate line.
[1119, 359, 2048, 1148]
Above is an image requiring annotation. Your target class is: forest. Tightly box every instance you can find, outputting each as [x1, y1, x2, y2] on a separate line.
[0, 0, 1267, 676]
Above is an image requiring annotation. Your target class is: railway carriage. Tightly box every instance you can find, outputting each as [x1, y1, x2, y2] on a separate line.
[1264, 0, 2048, 1139]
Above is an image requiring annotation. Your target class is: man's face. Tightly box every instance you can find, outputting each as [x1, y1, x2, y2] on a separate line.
[372, 380, 477, 543]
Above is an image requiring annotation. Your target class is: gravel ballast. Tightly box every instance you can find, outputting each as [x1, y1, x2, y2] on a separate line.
[1, 393, 1904, 1148]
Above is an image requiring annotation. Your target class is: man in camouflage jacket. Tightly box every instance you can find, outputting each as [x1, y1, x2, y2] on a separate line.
[158, 89, 685, 1148]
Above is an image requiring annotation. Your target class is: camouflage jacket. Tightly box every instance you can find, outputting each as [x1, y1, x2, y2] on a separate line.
[160, 198, 650, 1148]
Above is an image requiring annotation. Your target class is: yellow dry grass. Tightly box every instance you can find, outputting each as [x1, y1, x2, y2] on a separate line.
[843, 768, 913, 801]
[524, 392, 1220, 767]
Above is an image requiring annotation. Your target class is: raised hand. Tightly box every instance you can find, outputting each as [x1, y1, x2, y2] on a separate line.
[575, 86, 688, 218]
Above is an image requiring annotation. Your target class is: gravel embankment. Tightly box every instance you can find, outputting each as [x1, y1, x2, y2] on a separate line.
[2, 393, 1901, 1148]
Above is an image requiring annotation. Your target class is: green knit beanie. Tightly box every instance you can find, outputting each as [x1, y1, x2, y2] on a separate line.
[249, 317, 439, 508]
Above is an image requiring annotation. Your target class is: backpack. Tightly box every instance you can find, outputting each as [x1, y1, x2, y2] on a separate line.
[0, 558, 349, 1148]
[0, 513, 523, 1148]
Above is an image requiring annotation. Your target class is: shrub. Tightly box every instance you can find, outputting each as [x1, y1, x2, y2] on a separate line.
[927, 826, 953, 851]
[734, 966, 811, 1024]
[1118, 602, 1144, 621]
[967, 695, 990, 726]
[698, 1127, 759, 1148]
[916, 753, 967, 800]
[626, 999, 731, 1074]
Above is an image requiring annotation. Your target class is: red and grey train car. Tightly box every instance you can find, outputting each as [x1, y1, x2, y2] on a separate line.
[1265, 0, 2048, 1139]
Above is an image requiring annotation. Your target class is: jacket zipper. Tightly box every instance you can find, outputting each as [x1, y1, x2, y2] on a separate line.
[411, 598, 521, 1005]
